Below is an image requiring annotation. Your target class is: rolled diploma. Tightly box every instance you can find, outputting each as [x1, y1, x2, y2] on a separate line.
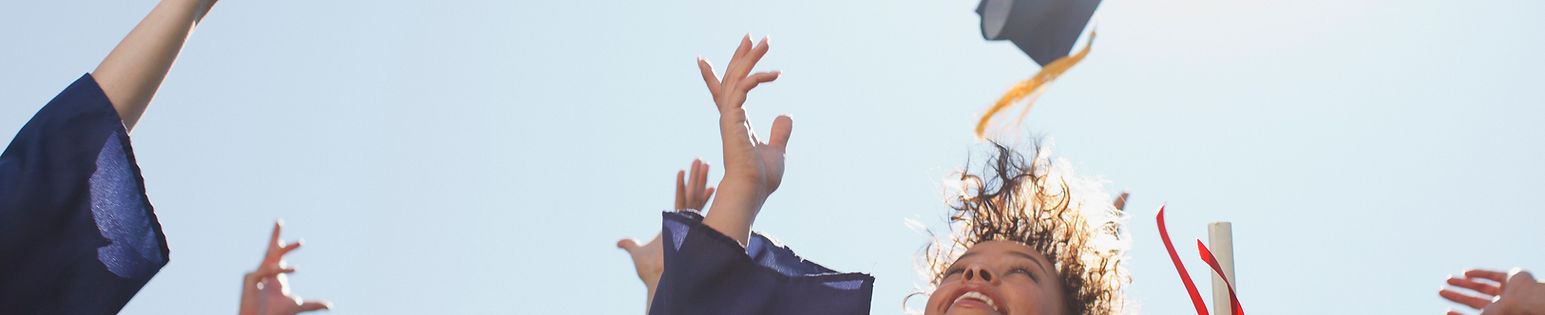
[1208, 222, 1235, 315]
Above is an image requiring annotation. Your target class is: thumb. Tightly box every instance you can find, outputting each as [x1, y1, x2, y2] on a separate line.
[298, 300, 332, 312]
[767, 115, 793, 151]
[616, 238, 642, 251]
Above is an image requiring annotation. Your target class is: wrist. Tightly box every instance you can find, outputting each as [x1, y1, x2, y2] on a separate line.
[185, 0, 217, 23]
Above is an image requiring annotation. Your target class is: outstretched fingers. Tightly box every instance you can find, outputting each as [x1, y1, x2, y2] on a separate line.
[1439, 288, 1493, 309]
[691, 160, 713, 209]
[698, 58, 721, 103]
[247, 265, 297, 285]
[276, 240, 303, 259]
[705, 36, 776, 111]
[736, 71, 781, 93]
[1465, 269, 1509, 283]
[1448, 276, 1504, 296]
[723, 36, 754, 89]
[728, 37, 770, 82]
[269, 221, 284, 247]
[674, 170, 688, 210]
[687, 160, 705, 207]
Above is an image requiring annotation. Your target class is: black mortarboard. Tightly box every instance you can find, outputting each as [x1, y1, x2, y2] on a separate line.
[977, 0, 1102, 66]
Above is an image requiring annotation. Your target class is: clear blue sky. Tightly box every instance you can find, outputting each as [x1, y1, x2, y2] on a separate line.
[2, 0, 1542, 313]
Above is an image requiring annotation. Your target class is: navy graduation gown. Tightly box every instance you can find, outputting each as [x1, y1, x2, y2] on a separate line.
[0, 74, 170, 313]
[651, 211, 874, 315]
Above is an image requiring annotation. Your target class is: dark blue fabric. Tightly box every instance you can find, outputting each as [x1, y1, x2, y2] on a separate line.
[651, 211, 874, 315]
[0, 74, 169, 314]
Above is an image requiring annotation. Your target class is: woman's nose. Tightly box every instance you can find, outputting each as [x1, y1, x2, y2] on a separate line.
[964, 265, 993, 282]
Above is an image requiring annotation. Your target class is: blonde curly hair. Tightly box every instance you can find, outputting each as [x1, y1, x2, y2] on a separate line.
[916, 141, 1130, 314]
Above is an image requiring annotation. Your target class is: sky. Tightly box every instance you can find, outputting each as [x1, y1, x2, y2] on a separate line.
[2, 0, 1542, 313]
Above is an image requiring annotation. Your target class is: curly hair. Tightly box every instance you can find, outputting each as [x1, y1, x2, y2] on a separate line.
[916, 141, 1130, 314]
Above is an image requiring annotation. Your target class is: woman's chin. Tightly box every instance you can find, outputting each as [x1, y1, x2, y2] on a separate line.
[945, 300, 1002, 315]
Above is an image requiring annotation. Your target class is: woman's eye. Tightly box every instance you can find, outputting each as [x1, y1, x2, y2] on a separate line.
[1011, 267, 1038, 281]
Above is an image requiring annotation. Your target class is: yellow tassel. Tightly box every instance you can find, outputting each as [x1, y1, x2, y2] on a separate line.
[975, 30, 1097, 139]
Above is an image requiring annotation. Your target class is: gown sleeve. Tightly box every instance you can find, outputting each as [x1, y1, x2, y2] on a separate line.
[0, 73, 170, 314]
[649, 211, 874, 315]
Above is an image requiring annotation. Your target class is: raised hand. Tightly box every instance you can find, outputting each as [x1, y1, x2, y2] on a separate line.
[675, 159, 718, 211]
[617, 160, 716, 312]
[239, 221, 331, 315]
[1441, 268, 1545, 315]
[696, 35, 792, 245]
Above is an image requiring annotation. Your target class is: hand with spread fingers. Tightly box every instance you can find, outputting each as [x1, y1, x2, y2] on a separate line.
[695, 35, 791, 246]
[239, 221, 332, 315]
[1441, 268, 1545, 315]
[616, 159, 716, 312]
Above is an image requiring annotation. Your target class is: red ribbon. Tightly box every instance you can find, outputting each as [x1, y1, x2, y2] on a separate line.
[1156, 205, 1245, 315]
[1198, 240, 1244, 315]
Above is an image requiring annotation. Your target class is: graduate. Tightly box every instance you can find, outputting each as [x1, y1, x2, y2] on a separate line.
[1, 0, 221, 312]
[617, 36, 876, 315]
[616, 36, 1131, 315]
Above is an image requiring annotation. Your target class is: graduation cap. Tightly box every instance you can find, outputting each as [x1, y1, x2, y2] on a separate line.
[973, 0, 1102, 138]
[977, 0, 1102, 66]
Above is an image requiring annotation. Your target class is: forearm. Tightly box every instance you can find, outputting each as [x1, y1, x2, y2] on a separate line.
[702, 176, 764, 246]
[92, 0, 216, 132]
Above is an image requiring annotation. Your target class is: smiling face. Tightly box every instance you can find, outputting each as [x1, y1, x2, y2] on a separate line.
[926, 240, 1067, 315]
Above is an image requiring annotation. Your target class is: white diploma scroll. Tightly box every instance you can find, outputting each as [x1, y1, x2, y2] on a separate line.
[1208, 222, 1235, 315]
